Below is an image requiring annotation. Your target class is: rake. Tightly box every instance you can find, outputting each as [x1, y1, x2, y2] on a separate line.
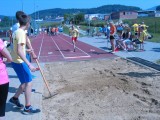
[35, 59, 57, 99]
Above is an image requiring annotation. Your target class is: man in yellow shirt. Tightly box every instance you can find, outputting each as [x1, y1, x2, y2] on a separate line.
[9, 13, 40, 115]
[71, 25, 79, 52]
[139, 26, 148, 50]
[133, 26, 148, 50]
[132, 21, 139, 36]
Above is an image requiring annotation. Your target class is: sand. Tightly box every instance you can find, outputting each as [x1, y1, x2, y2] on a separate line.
[42, 58, 160, 120]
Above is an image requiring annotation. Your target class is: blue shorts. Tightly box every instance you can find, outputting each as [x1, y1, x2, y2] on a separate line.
[12, 62, 32, 84]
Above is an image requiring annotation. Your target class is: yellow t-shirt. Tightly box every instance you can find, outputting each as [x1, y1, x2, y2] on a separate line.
[72, 29, 79, 37]
[132, 23, 139, 32]
[139, 30, 147, 42]
[141, 24, 148, 31]
[11, 28, 26, 63]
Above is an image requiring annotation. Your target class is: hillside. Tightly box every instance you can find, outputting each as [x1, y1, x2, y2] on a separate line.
[0, 15, 6, 19]
[147, 5, 160, 10]
[30, 4, 141, 19]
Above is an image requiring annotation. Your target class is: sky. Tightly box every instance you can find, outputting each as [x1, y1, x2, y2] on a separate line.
[0, 0, 160, 16]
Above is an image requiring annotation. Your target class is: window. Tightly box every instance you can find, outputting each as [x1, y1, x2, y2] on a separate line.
[123, 12, 125, 15]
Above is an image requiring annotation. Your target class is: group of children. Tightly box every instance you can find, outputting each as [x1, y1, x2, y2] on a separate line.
[0, 11, 40, 119]
[46, 26, 59, 36]
[108, 20, 151, 53]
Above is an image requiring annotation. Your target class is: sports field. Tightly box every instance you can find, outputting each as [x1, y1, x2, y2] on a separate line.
[31, 33, 160, 120]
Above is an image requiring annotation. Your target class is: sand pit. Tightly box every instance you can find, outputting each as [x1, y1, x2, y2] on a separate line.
[42, 58, 160, 120]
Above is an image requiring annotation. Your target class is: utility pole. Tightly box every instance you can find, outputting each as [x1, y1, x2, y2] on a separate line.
[21, 0, 23, 11]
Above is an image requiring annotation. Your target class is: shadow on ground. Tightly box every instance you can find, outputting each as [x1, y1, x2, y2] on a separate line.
[8, 87, 18, 93]
[118, 72, 160, 78]
[5, 103, 22, 113]
[8, 75, 18, 78]
[151, 48, 160, 52]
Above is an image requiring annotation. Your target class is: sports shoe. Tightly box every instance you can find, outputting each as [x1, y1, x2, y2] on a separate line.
[9, 97, 24, 109]
[22, 106, 41, 115]
[111, 51, 115, 53]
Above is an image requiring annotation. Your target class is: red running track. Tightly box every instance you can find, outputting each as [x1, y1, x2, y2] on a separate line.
[31, 33, 117, 62]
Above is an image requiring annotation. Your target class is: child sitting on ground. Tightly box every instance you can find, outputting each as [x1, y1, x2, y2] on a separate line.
[132, 26, 148, 50]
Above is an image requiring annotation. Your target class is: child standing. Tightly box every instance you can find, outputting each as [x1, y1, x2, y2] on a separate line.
[0, 38, 12, 119]
[71, 26, 79, 52]
[109, 21, 116, 53]
[9, 14, 40, 114]
[138, 26, 148, 50]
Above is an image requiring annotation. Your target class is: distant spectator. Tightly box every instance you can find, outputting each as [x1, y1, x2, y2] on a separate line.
[132, 21, 139, 39]
[71, 25, 79, 52]
[109, 21, 116, 53]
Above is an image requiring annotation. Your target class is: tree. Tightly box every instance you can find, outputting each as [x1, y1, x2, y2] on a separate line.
[156, 5, 160, 11]
[74, 13, 84, 24]
[2, 16, 10, 27]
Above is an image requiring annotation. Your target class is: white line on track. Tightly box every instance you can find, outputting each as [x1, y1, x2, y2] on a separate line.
[39, 54, 63, 58]
[38, 33, 45, 59]
[50, 36, 66, 59]
[65, 56, 90, 59]
[58, 35, 91, 58]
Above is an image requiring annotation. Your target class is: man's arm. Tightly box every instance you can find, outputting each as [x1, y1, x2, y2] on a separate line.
[17, 43, 37, 72]
[76, 29, 79, 37]
[1, 47, 12, 62]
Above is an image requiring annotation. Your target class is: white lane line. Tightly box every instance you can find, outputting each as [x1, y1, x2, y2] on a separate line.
[38, 34, 44, 59]
[58, 35, 91, 57]
[39, 54, 63, 58]
[50, 36, 65, 59]
[48, 52, 53, 55]
[65, 56, 90, 59]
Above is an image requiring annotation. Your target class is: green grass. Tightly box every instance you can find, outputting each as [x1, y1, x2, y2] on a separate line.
[147, 33, 160, 43]
[156, 59, 160, 64]
[123, 17, 160, 43]
[123, 17, 160, 33]
[63, 25, 70, 35]
[39, 22, 62, 27]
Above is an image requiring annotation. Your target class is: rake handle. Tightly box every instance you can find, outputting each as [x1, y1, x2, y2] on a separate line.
[35, 59, 52, 96]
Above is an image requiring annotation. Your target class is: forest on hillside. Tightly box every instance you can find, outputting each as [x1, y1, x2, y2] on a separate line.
[31, 4, 141, 19]
[156, 5, 160, 10]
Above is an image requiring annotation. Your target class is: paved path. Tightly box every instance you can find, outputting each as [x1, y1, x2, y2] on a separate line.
[79, 35, 160, 63]
[6, 63, 43, 120]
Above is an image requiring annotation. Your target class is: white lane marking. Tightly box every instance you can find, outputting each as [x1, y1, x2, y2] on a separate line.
[65, 56, 90, 59]
[50, 36, 65, 59]
[38, 34, 44, 59]
[58, 35, 91, 57]
[48, 52, 53, 55]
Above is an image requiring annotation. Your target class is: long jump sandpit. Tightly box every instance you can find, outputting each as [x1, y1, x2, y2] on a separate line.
[42, 58, 160, 120]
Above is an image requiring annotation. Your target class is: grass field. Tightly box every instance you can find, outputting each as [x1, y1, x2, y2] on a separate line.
[123, 17, 160, 43]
